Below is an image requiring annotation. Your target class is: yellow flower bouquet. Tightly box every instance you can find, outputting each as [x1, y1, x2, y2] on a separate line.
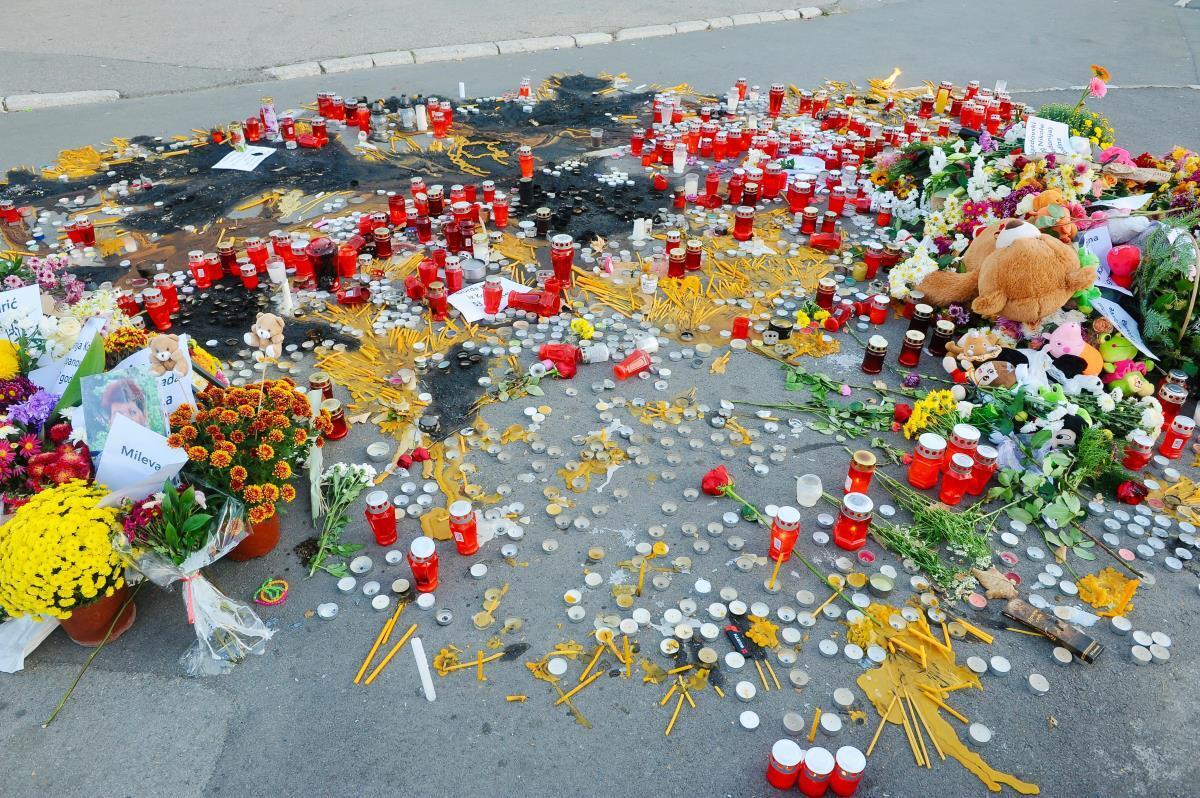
[0, 481, 124, 619]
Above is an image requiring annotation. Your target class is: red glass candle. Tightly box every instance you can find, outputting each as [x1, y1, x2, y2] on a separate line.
[1157, 368, 1188, 396]
[833, 492, 873, 551]
[614, 349, 652, 380]
[829, 746, 866, 797]
[844, 450, 876, 494]
[116, 290, 141, 318]
[444, 221, 464, 254]
[270, 230, 291, 257]
[875, 197, 893, 227]
[483, 275, 503, 314]
[364, 490, 398, 547]
[766, 739, 804, 791]
[798, 747, 836, 797]
[1159, 416, 1195, 459]
[142, 287, 172, 331]
[518, 146, 534, 178]
[731, 316, 751, 340]
[337, 245, 359, 279]
[153, 273, 180, 313]
[967, 445, 999, 496]
[868, 294, 889, 325]
[408, 537, 439, 593]
[907, 303, 933, 337]
[404, 274, 427, 301]
[551, 234, 575, 287]
[944, 423, 980, 472]
[322, 399, 349, 440]
[448, 500, 480, 556]
[245, 237, 269, 270]
[217, 242, 237, 274]
[426, 281, 449, 321]
[492, 193, 510, 228]
[239, 262, 260, 290]
[630, 127, 645, 155]
[897, 330, 925, 366]
[308, 372, 334, 400]
[414, 216, 433, 243]
[666, 251, 686, 279]
[685, 240, 703, 272]
[1157, 383, 1187, 427]
[373, 227, 393, 259]
[827, 186, 846, 216]
[75, 217, 96, 246]
[444, 263, 464, 293]
[1122, 432, 1155, 471]
[787, 180, 811, 213]
[908, 433, 947, 489]
[727, 170, 745, 205]
[768, 83, 786, 117]
[768, 506, 801, 562]
[801, 207, 819, 236]
[938, 453, 974, 506]
[929, 319, 955, 357]
[203, 252, 223, 284]
[861, 335, 887, 374]
[815, 278, 837, 311]
[863, 243, 884, 279]
[733, 206, 755, 241]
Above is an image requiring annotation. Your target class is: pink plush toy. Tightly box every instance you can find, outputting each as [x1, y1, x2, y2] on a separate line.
[1044, 322, 1103, 376]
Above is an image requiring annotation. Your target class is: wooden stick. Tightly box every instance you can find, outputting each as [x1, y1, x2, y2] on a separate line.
[866, 694, 900, 756]
[364, 624, 418, 685]
[665, 693, 686, 736]
[556, 670, 603, 705]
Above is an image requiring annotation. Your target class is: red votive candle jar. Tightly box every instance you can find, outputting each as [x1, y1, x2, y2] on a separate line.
[800, 206, 819, 235]
[373, 227, 393, 259]
[945, 423, 980, 472]
[308, 372, 334, 400]
[418, 257, 439, 286]
[245, 237, 269, 270]
[116, 290, 141, 318]
[733, 206, 755, 241]
[444, 262, 464, 293]
[939, 453, 974, 506]
[482, 275, 503, 314]
[667, 250, 686, 279]
[897, 330, 925, 366]
[844, 450, 876, 494]
[187, 250, 210, 288]
[815, 277, 836, 310]
[685, 240, 703, 271]
[768, 83, 786, 117]
[829, 746, 866, 797]
[768, 506, 801, 562]
[153, 273, 179, 313]
[908, 433, 947, 489]
[875, 197, 893, 227]
[492, 193, 510, 227]
[798, 746, 836, 797]
[408, 536, 439, 593]
[967, 444, 999, 496]
[863, 243, 884, 279]
[448, 500, 480, 556]
[1159, 416, 1195, 459]
[731, 316, 751, 340]
[426, 281, 449, 321]
[833, 492, 873, 551]
[337, 245, 359, 279]
[321, 399, 349, 440]
[142, 287, 172, 331]
[551, 234, 575, 287]
[614, 348, 653, 380]
[239, 262, 260, 290]
[827, 186, 846, 216]
[630, 127, 645, 155]
[907, 303, 933, 337]
[868, 294, 889, 325]
[1157, 383, 1187, 427]
[364, 490, 398, 547]
[1157, 368, 1188, 396]
[414, 216, 432, 243]
[929, 319, 955, 357]
[203, 252, 223, 284]
[518, 145, 534, 178]
[861, 335, 887, 374]
[766, 739, 804, 790]
[1122, 432, 1155, 471]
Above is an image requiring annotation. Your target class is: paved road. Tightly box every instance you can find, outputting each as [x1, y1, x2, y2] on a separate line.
[2, 2, 1200, 797]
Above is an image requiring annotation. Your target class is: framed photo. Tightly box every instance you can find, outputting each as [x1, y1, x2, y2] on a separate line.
[80, 368, 167, 452]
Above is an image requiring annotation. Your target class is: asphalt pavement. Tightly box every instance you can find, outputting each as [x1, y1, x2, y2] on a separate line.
[2, 2, 1200, 797]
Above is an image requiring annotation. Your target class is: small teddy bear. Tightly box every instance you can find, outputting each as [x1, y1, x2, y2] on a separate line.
[147, 333, 189, 377]
[244, 312, 286, 361]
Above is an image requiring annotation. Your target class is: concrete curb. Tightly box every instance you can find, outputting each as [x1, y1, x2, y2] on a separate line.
[2, 90, 121, 111]
[258, 4, 836, 79]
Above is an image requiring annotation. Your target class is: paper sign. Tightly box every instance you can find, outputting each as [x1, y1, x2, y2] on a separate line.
[28, 363, 59, 391]
[1092, 296, 1158, 360]
[116, 334, 195, 415]
[782, 155, 827, 176]
[50, 316, 107, 393]
[447, 276, 530, 323]
[1091, 193, 1153, 211]
[1024, 116, 1073, 156]
[212, 146, 276, 172]
[0, 284, 43, 340]
[1077, 224, 1133, 295]
[94, 413, 188, 494]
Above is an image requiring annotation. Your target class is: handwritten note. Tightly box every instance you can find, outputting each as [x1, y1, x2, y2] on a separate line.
[51, 316, 108, 392]
[212, 146, 276, 172]
[116, 334, 196, 415]
[0, 284, 43, 340]
[1024, 116, 1073, 156]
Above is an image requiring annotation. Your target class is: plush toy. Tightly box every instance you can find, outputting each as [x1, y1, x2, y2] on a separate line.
[1043, 322, 1103, 376]
[1097, 331, 1153, 396]
[147, 334, 189, 377]
[244, 312, 286, 361]
[917, 219, 1096, 326]
[1105, 245, 1141, 289]
[944, 328, 1004, 368]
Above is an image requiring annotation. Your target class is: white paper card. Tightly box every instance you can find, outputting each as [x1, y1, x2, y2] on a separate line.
[1024, 116, 1073, 156]
[447, 276, 530, 323]
[94, 413, 188, 493]
[0, 615, 59, 674]
[212, 146, 276, 172]
[50, 316, 107, 392]
[0, 284, 43, 340]
[1092, 297, 1158, 360]
[115, 334, 196, 415]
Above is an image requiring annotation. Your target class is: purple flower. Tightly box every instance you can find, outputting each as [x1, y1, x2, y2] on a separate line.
[8, 389, 59, 430]
[0, 377, 37, 410]
[902, 373, 922, 389]
[2, 275, 24, 289]
[1045, 154, 1057, 168]
[978, 130, 996, 153]
[947, 303, 971, 327]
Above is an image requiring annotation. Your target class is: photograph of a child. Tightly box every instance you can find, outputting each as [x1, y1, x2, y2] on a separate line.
[81, 369, 168, 451]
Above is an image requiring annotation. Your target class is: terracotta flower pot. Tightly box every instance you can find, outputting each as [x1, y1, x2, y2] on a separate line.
[59, 584, 137, 647]
[228, 507, 281, 561]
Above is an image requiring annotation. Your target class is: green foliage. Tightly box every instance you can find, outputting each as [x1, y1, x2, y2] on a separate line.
[149, 482, 214, 566]
[1132, 218, 1200, 376]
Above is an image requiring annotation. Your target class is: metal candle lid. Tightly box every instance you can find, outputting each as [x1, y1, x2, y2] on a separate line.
[805, 746, 835, 775]
[365, 490, 389, 512]
[917, 432, 947, 457]
[841, 492, 873, 521]
[949, 453, 974, 475]
[952, 423, 980, 444]
[835, 745, 866, 775]
[867, 335, 888, 352]
[903, 330, 926, 345]
[410, 536, 436, 559]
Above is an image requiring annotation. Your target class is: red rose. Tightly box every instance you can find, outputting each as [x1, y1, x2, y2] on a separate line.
[1116, 481, 1148, 505]
[411, 447, 431, 463]
[893, 404, 913, 424]
[951, 370, 968, 385]
[397, 454, 413, 469]
[701, 465, 733, 497]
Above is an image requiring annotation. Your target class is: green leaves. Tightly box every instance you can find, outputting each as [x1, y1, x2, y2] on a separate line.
[1043, 524, 1095, 562]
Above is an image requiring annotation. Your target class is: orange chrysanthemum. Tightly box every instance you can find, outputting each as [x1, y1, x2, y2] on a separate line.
[1090, 64, 1111, 82]
[210, 450, 232, 468]
[273, 461, 292, 480]
[281, 484, 297, 503]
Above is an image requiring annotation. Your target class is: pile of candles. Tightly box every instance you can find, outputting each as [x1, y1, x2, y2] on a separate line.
[766, 740, 866, 795]
[904, 425, 998, 506]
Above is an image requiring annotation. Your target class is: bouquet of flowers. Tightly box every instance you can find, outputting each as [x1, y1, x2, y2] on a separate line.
[307, 462, 376, 577]
[0, 481, 124, 619]
[115, 481, 272, 676]
[167, 378, 330, 527]
[0, 253, 84, 305]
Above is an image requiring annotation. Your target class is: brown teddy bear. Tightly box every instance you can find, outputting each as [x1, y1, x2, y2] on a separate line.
[917, 219, 1095, 326]
[147, 333, 189, 377]
[244, 312, 285, 360]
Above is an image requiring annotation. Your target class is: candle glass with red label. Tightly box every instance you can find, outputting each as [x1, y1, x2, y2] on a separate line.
[1157, 383, 1187, 426]
[550, 234, 575, 287]
[321, 399, 349, 440]
[815, 277, 836, 310]
[482, 275, 503, 315]
[829, 746, 866, 797]
[1159, 416, 1195, 459]
[768, 83, 786, 117]
[833, 492, 873, 551]
[426, 281, 449, 321]
[448, 500, 479, 555]
[844, 450, 876, 494]
[408, 537, 439, 592]
[142, 287, 172, 331]
[766, 739, 804, 791]
[153, 273, 180, 313]
[798, 747, 836, 798]
[908, 432, 947, 489]
[868, 294, 889, 325]
[518, 146, 534, 179]
[929, 319, 955, 357]
[239, 262, 260, 290]
[939, 453, 974, 506]
[364, 490, 397, 546]
[944, 423, 980, 472]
